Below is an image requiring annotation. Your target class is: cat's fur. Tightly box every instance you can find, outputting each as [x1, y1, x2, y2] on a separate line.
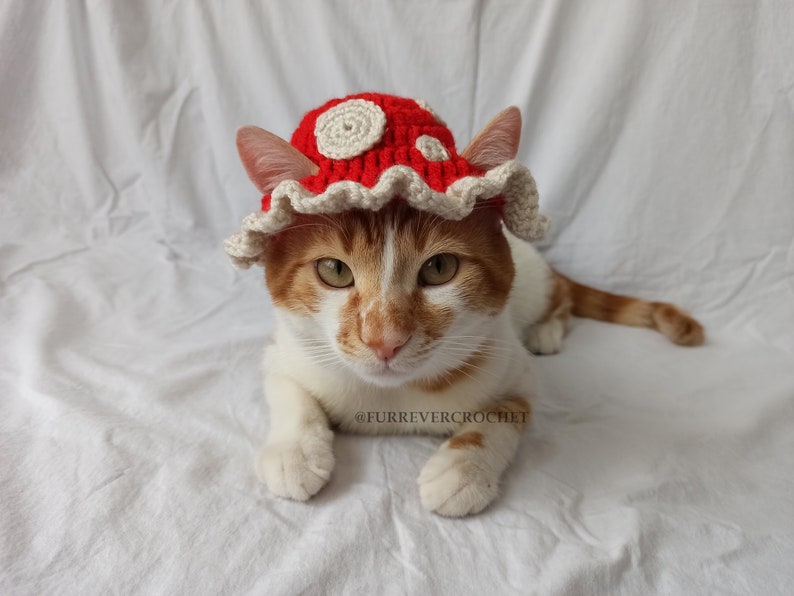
[237, 107, 704, 517]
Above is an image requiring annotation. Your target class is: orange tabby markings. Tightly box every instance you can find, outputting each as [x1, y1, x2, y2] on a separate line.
[554, 271, 704, 346]
[484, 396, 532, 432]
[336, 292, 361, 354]
[263, 201, 513, 362]
[261, 238, 321, 314]
[448, 431, 484, 449]
[566, 275, 645, 324]
[651, 303, 704, 346]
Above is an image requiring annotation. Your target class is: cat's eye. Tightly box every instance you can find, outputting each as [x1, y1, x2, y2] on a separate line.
[316, 258, 354, 288]
[418, 253, 459, 286]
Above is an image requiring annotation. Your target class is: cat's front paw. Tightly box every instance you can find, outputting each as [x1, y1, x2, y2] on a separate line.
[418, 443, 500, 517]
[524, 318, 564, 355]
[255, 433, 334, 502]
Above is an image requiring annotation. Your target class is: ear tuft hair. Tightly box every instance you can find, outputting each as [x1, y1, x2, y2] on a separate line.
[461, 107, 522, 170]
[236, 126, 319, 195]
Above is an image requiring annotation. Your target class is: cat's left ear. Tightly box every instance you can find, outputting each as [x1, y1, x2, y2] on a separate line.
[461, 106, 522, 170]
[236, 125, 320, 195]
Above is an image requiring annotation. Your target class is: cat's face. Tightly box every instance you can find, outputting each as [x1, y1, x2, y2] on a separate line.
[261, 201, 515, 387]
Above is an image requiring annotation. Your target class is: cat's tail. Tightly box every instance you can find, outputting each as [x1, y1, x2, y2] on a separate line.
[554, 271, 705, 346]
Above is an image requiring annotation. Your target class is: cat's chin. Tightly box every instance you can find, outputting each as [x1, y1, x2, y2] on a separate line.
[352, 362, 418, 388]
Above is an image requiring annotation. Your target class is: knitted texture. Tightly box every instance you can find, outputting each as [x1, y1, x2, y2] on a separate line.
[225, 93, 549, 268]
[415, 135, 450, 162]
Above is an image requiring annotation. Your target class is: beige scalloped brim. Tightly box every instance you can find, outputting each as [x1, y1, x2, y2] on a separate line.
[224, 160, 549, 269]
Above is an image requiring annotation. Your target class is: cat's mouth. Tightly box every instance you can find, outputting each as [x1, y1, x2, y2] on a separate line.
[336, 338, 444, 388]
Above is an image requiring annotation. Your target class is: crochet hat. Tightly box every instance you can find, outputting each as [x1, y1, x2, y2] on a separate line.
[225, 93, 549, 268]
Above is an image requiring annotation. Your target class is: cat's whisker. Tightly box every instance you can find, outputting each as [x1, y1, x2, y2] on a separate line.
[300, 343, 336, 352]
[302, 355, 338, 365]
[426, 354, 499, 394]
[440, 341, 515, 356]
[298, 340, 333, 348]
[296, 338, 335, 346]
[441, 339, 514, 350]
[442, 334, 514, 342]
[458, 361, 503, 383]
[303, 354, 341, 367]
[443, 335, 517, 345]
[296, 341, 333, 349]
[299, 348, 332, 354]
[444, 346, 516, 358]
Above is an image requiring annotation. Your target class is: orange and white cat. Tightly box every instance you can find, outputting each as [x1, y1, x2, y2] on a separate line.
[235, 107, 703, 517]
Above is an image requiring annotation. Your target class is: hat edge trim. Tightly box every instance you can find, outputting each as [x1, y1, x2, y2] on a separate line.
[224, 161, 549, 269]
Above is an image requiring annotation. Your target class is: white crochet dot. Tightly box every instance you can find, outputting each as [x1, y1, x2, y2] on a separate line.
[415, 135, 450, 162]
[314, 99, 387, 160]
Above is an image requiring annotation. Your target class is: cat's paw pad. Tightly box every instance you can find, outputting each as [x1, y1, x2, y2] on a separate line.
[524, 319, 564, 355]
[255, 435, 334, 501]
[418, 446, 499, 517]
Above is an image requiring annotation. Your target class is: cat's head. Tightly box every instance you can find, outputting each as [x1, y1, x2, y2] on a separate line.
[258, 201, 515, 387]
[233, 98, 529, 387]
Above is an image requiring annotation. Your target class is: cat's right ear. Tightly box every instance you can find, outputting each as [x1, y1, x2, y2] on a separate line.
[236, 126, 320, 195]
[461, 106, 522, 170]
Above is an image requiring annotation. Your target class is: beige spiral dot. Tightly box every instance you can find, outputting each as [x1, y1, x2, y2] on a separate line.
[314, 99, 387, 159]
[415, 135, 450, 162]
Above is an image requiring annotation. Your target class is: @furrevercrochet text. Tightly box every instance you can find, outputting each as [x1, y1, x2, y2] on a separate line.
[354, 411, 530, 424]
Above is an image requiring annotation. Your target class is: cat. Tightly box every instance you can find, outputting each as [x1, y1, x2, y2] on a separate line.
[231, 101, 704, 517]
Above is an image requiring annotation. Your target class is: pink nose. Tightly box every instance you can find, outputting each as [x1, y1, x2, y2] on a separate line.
[363, 333, 411, 361]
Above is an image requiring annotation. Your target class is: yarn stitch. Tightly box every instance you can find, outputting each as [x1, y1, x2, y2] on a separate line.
[415, 135, 451, 162]
[225, 92, 549, 269]
[314, 99, 387, 160]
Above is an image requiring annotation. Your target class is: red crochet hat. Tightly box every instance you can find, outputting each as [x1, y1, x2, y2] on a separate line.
[226, 93, 548, 268]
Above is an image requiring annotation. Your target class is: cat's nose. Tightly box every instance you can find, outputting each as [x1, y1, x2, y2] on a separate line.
[364, 333, 411, 361]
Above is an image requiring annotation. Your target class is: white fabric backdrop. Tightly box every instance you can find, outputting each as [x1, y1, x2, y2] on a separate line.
[2, 1, 793, 594]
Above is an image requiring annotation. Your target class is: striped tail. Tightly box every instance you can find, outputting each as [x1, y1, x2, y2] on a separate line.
[555, 272, 705, 346]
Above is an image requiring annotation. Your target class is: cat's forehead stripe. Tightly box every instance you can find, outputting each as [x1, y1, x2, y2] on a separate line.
[381, 222, 396, 300]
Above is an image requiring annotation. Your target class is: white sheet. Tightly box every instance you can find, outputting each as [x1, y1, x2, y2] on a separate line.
[2, 1, 793, 593]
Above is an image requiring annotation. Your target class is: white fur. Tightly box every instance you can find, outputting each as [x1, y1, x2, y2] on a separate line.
[256, 233, 554, 515]
[506, 234, 565, 354]
[505, 234, 554, 328]
[418, 417, 521, 516]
